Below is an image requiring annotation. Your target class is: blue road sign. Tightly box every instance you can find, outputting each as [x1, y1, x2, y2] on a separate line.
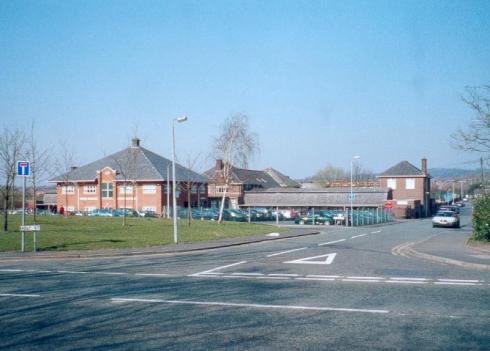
[17, 161, 30, 176]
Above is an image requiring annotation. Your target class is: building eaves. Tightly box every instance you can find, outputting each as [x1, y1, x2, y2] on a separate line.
[378, 161, 424, 177]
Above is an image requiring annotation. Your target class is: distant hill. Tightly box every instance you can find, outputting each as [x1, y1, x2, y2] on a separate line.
[428, 168, 489, 179]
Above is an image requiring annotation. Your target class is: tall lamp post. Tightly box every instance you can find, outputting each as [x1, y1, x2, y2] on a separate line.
[350, 155, 360, 226]
[166, 163, 171, 219]
[172, 116, 188, 244]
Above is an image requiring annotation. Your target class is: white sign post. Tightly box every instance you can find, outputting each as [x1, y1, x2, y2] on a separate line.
[17, 161, 30, 252]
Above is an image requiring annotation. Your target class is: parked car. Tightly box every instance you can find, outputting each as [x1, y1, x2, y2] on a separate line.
[294, 213, 334, 225]
[432, 211, 460, 228]
[113, 208, 139, 217]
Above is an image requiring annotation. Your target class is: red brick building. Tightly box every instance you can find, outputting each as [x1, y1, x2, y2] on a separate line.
[49, 138, 207, 215]
[378, 159, 431, 218]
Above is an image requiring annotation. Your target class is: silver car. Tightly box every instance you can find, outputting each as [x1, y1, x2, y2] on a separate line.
[432, 211, 460, 228]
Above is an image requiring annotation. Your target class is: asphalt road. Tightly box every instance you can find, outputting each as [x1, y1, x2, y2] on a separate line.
[1, 207, 489, 350]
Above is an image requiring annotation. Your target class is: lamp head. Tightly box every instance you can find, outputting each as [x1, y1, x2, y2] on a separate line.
[176, 116, 188, 123]
[353, 155, 361, 160]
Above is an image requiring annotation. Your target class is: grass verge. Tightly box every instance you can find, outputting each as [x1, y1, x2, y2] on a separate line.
[0, 215, 287, 252]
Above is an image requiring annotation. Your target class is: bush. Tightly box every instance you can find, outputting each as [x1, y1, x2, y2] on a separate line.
[472, 194, 490, 242]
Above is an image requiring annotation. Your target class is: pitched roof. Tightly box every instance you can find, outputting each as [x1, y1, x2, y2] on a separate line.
[264, 168, 300, 188]
[204, 163, 298, 189]
[243, 187, 389, 207]
[378, 161, 424, 177]
[50, 145, 207, 183]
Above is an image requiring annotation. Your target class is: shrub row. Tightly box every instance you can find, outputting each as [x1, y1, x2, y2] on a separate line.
[472, 194, 490, 242]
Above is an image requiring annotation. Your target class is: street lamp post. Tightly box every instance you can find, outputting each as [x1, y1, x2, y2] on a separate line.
[172, 116, 188, 244]
[166, 163, 171, 219]
[350, 155, 360, 227]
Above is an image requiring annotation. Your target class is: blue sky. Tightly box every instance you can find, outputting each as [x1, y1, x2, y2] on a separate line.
[1, 0, 489, 178]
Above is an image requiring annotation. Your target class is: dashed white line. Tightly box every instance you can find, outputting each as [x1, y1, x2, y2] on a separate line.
[267, 247, 307, 257]
[190, 261, 247, 276]
[268, 273, 300, 277]
[0, 269, 24, 272]
[371, 230, 382, 234]
[346, 276, 383, 280]
[0, 293, 40, 297]
[111, 297, 390, 314]
[342, 279, 381, 283]
[386, 280, 428, 285]
[437, 279, 481, 283]
[297, 277, 336, 281]
[390, 277, 430, 281]
[318, 239, 346, 246]
[307, 275, 342, 279]
[434, 282, 481, 286]
[351, 234, 367, 239]
[57, 270, 88, 274]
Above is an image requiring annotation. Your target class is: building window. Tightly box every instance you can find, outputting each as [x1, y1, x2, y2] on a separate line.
[84, 185, 96, 194]
[216, 185, 228, 193]
[119, 185, 133, 194]
[405, 178, 415, 190]
[61, 185, 75, 194]
[101, 183, 113, 198]
[387, 178, 397, 189]
[143, 184, 157, 194]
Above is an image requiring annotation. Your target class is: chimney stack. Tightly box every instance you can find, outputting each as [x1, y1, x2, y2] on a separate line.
[70, 166, 78, 171]
[216, 159, 223, 170]
[421, 158, 427, 175]
[131, 137, 140, 148]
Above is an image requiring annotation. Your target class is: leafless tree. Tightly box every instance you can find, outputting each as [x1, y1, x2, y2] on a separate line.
[313, 164, 348, 187]
[212, 114, 259, 223]
[0, 127, 26, 231]
[353, 163, 376, 186]
[452, 85, 490, 154]
[178, 153, 204, 227]
[110, 142, 140, 226]
[27, 122, 50, 221]
[54, 141, 75, 218]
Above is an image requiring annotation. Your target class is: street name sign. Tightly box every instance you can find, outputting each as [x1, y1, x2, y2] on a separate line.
[20, 225, 40, 232]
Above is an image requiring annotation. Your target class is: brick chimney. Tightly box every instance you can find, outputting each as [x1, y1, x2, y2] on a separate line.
[421, 158, 427, 175]
[131, 137, 140, 148]
[216, 159, 223, 170]
[70, 166, 78, 171]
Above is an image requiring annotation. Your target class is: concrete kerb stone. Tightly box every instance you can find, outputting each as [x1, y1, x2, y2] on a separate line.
[393, 235, 490, 271]
[0, 229, 320, 261]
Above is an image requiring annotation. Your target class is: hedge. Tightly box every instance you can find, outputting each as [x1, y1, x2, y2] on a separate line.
[472, 194, 490, 242]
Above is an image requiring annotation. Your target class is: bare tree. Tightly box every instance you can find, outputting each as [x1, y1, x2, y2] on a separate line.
[452, 85, 490, 154]
[212, 114, 259, 223]
[27, 122, 50, 222]
[0, 127, 26, 231]
[110, 141, 140, 226]
[54, 141, 75, 218]
[178, 153, 204, 227]
[313, 164, 348, 187]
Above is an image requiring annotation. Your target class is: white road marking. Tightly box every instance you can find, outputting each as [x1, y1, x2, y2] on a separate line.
[386, 280, 428, 285]
[0, 269, 24, 272]
[297, 277, 336, 281]
[266, 247, 307, 257]
[437, 279, 481, 283]
[318, 239, 346, 246]
[111, 297, 390, 314]
[346, 276, 383, 280]
[135, 273, 170, 277]
[390, 277, 430, 281]
[0, 293, 40, 297]
[189, 261, 247, 276]
[351, 234, 367, 239]
[57, 270, 88, 274]
[342, 279, 381, 283]
[371, 230, 382, 234]
[306, 275, 341, 279]
[284, 253, 337, 265]
[434, 282, 480, 286]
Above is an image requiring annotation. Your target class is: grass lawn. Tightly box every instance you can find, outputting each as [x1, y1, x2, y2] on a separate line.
[0, 215, 287, 252]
